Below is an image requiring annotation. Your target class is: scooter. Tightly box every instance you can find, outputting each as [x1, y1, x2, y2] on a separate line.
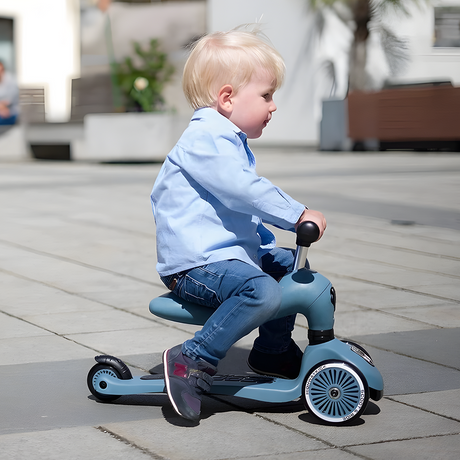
[87, 222, 384, 424]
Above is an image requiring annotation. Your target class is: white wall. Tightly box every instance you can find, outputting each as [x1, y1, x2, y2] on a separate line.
[208, 0, 326, 145]
[208, 0, 460, 146]
[0, 0, 80, 122]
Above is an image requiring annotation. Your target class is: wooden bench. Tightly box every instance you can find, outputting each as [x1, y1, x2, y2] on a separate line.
[347, 84, 460, 151]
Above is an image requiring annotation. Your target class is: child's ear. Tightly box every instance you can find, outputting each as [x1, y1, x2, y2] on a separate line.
[216, 84, 234, 118]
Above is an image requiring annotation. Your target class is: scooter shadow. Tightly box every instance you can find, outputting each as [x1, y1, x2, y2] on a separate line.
[88, 394, 380, 427]
[298, 401, 381, 427]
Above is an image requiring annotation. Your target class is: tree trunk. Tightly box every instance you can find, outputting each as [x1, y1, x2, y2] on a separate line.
[348, 0, 372, 92]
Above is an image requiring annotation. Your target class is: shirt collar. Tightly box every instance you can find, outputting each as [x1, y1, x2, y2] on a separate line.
[191, 107, 256, 167]
[192, 107, 244, 137]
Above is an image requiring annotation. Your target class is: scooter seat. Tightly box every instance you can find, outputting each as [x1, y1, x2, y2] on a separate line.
[149, 292, 214, 325]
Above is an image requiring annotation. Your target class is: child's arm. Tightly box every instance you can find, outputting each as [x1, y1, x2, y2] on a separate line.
[176, 132, 305, 230]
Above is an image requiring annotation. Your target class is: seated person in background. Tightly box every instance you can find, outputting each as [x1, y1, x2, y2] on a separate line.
[0, 60, 19, 125]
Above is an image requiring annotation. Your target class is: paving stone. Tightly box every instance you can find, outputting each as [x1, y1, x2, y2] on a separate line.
[260, 398, 460, 447]
[0, 335, 95, 365]
[348, 433, 460, 460]
[102, 412, 329, 460]
[0, 359, 167, 435]
[0, 313, 52, 339]
[334, 308, 432, 337]
[235, 450, 362, 460]
[0, 426, 152, 460]
[390, 389, 460, 422]
[0, 274, 110, 316]
[83, 284, 163, 311]
[354, 328, 460, 371]
[22, 307, 157, 335]
[67, 326, 194, 356]
[381, 302, 460, 328]
[332, 283, 448, 310]
[359, 346, 460, 395]
[1, 151, 459, 459]
[0, 244, 155, 294]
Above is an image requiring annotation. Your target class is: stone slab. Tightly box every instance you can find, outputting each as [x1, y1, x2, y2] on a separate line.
[0, 335, 95, 366]
[102, 412, 329, 460]
[0, 313, 52, 339]
[0, 359, 168, 435]
[354, 328, 460, 371]
[348, 433, 460, 460]
[364, 346, 460, 395]
[260, 398, 460, 447]
[390, 388, 460, 421]
[21, 307, 158, 335]
[0, 426, 152, 460]
[67, 326, 194, 357]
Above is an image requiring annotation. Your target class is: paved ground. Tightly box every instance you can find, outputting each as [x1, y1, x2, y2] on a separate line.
[0, 148, 459, 459]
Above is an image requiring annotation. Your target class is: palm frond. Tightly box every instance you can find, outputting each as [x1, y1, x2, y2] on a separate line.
[379, 25, 411, 75]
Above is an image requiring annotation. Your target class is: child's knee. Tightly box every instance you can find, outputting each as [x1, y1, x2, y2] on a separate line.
[248, 275, 282, 313]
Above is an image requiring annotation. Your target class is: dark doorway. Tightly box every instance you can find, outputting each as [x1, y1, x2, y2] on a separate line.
[0, 17, 14, 72]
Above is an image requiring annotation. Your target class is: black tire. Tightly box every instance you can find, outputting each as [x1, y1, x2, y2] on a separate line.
[302, 360, 369, 424]
[87, 363, 122, 402]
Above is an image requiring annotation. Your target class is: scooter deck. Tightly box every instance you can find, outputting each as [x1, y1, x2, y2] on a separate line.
[95, 373, 305, 403]
[141, 373, 274, 384]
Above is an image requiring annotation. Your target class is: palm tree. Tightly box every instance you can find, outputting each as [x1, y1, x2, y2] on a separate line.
[308, 0, 422, 94]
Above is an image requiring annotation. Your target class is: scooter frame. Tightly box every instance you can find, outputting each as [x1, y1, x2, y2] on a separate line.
[87, 222, 384, 424]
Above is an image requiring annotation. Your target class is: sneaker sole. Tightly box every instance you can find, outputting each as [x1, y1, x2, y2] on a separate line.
[247, 361, 296, 380]
[163, 348, 183, 418]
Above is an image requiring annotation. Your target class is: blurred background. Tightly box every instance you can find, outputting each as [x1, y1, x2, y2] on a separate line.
[0, 0, 459, 160]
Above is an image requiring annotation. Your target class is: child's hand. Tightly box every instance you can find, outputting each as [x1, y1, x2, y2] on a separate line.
[295, 209, 327, 241]
[0, 101, 10, 118]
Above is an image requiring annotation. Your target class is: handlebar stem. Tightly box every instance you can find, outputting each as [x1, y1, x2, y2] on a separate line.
[293, 245, 309, 271]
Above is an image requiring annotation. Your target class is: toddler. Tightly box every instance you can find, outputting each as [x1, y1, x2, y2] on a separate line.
[150, 26, 326, 422]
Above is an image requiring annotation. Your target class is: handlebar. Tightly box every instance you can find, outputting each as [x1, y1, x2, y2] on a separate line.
[293, 221, 320, 271]
[296, 221, 320, 248]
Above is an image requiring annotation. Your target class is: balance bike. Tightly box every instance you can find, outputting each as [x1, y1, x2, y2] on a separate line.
[87, 222, 384, 424]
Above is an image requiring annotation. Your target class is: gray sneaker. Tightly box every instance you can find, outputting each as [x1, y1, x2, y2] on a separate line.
[247, 340, 303, 379]
[163, 345, 217, 422]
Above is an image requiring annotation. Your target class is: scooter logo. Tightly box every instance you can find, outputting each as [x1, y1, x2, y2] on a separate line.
[343, 389, 365, 421]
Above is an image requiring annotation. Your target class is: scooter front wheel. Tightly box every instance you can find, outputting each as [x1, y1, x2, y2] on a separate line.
[87, 363, 122, 402]
[302, 360, 369, 424]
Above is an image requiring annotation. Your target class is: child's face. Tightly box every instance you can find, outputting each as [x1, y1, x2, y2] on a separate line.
[228, 70, 277, 139]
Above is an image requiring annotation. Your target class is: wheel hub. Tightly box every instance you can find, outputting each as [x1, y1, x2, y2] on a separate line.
[329, 387, 341, 399]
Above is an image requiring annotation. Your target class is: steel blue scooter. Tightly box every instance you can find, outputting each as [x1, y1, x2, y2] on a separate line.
[87, 222, 383, 424]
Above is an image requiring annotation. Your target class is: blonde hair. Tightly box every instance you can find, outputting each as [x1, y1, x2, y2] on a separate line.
[183, 25, 285, 110]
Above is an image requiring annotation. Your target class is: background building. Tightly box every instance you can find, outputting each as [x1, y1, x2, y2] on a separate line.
[1, 0, 459, 145]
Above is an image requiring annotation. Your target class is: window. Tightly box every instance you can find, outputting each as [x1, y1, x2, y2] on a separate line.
[434, 7, 460, 47]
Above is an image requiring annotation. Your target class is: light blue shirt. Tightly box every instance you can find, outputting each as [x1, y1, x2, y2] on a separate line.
[0, 71, 19, 116]
[150, 107, 305, 276]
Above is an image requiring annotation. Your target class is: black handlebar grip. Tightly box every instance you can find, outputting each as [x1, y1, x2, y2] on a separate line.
[296, 221, 320, 247]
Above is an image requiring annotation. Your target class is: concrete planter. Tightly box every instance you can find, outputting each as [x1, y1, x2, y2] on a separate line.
[79, 112, 189, 162]
[319, 98, 351, 151]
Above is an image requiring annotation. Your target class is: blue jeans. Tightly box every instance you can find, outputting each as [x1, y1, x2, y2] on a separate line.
[0, 115, 17, 125]
[161, 248, 308, 366]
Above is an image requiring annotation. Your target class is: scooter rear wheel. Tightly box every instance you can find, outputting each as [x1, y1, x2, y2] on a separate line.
[302, 360, 369, 424]
[87, 363, 122, 402]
